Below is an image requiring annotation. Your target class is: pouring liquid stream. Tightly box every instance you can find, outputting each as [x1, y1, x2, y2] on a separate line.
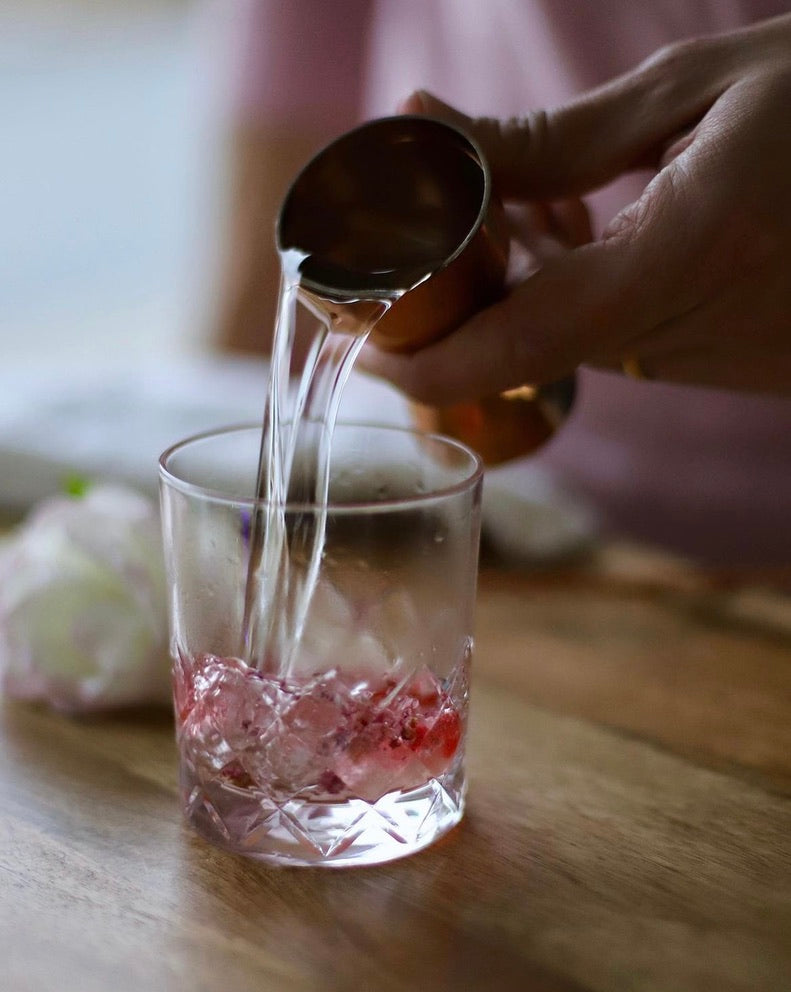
[240, 249, 402, 675]
[238, 115, 495, 677]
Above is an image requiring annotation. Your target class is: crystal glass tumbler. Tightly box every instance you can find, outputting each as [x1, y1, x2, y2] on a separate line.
[159, 423, 482, 866]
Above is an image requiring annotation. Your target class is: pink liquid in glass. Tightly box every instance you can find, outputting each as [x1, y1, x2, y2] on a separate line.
[174, 650, 469, 865]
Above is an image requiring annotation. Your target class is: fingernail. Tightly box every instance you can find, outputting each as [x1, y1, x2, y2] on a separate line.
[396, 90, 427, 115]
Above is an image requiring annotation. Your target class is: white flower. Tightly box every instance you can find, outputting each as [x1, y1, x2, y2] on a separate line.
[0, 484, 170, 712]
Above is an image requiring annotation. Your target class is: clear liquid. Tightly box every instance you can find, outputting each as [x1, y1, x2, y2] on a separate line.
[240, 250, 396, 674]
[180, 250, 468, 866]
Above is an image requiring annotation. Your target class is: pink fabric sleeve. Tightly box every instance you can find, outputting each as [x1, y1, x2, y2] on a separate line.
[228, 0, 372, 130]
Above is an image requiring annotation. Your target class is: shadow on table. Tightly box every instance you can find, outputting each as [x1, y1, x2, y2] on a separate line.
[171, 811, 586, 992]
[0, 697, 177, 807]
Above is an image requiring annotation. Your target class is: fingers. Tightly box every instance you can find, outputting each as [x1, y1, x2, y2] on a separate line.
[401, 37, 735, 200]
[550, 198, 594, 248]
[362, 152, 715, 404]
[375, 68, 769, 402]
[374, 19, 791, 402]
[359, 236, 640, 403]
[599, 267, 791, 394]
[612, 345, 791, 395]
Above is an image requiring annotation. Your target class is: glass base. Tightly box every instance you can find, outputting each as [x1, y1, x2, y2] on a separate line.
[181, 764, 465, 867]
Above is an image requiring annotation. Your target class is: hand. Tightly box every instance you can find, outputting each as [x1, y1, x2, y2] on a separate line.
[360, 14, 791, 401]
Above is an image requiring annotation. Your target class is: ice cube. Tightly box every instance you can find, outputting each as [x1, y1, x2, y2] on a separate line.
[335, 630, 391, 679]
[287, 579, 355, 676]
[288, 579, 392, 679]
[179, 654, 287, 784]
[369, 587, 421, 655]
[263, 670, 352, 796]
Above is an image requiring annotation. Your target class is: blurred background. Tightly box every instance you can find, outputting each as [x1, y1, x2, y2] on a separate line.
[8, 1, 783, 565]
[0, 2, 413, 517]
[1, 0, 219, 365]
[0, 1, 287, 513]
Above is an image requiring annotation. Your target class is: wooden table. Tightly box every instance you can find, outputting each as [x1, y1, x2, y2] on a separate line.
[2, 545, 790, 991]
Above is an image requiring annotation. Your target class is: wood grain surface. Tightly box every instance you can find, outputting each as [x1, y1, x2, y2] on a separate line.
[2, 546, 790, 992]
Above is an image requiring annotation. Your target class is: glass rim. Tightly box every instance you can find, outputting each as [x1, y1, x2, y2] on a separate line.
[158, 421, 484, 513]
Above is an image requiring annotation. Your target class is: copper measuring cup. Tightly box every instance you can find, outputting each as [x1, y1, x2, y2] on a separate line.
[276, 115, 575, 464]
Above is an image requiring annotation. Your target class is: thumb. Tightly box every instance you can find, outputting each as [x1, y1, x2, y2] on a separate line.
[400, 39, 733, 199]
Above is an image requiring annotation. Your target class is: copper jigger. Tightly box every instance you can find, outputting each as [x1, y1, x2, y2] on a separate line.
[276, 115, 575, 464]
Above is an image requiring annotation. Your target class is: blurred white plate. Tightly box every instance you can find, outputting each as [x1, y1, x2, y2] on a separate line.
[0, 354, 597, 562]
[0, 355, 408, 506]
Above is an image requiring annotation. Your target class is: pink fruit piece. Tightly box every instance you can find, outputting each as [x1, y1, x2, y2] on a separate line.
[332, 666, 462, 802]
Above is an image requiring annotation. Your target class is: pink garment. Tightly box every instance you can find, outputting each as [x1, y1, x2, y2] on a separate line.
[229, 0, 370, 132]
[230, 0, 791, 564]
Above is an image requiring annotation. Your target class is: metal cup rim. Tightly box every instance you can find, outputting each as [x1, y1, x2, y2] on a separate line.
[275, 114, 494, 298]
